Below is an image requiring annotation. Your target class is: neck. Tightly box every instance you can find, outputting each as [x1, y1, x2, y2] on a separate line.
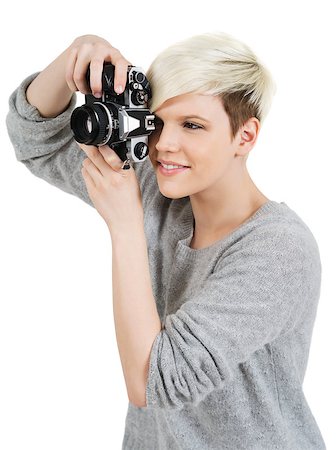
[189, 165, 269, 238]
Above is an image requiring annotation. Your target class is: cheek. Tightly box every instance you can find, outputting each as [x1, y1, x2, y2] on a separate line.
[196, 143, 228, 176]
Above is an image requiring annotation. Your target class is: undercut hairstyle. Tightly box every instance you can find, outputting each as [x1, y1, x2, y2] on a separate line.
[146, 31, 276, 142]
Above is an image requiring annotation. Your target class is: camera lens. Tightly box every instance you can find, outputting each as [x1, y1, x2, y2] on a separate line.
[86, 116, 93, 133]
[70, 103, 114, 145]
[71, 105, 99, 144]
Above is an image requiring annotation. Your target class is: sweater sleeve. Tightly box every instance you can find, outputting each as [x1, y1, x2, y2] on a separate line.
[6, 72, 154, 208]
[145, 225, 322, 410]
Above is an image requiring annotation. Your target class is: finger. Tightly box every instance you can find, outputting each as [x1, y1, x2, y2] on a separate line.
[73, 43, 92, 94]
[77, 142, 98, 156]
[112, 54, 132, 94]
[78, 143, 119, 177]
[81, 166, 96, 189]
[98, 145, 123, 166]
[78, 142, 104, 163]
[98, 146, 130, 177]
[89, 56, 105, 97]
[82, 157, 104, 179]
[88, 47, 125, 95]
[65, 47, 79, 92]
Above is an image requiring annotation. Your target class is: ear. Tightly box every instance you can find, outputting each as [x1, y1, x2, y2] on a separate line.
[236, 117, 260, 157]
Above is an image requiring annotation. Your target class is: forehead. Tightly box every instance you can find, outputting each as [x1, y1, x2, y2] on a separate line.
[154, 93, 223, 118]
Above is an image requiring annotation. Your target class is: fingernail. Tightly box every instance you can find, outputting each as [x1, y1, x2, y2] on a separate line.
[115, 85, 123, 94]
[94, 92, 101, 98]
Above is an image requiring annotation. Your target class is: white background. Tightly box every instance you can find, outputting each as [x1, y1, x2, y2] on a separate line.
[1, 0, 334, 448]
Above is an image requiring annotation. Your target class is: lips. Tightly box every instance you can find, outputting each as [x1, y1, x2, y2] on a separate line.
[158, 164, 190, 176]
[157, 159, 190, 167]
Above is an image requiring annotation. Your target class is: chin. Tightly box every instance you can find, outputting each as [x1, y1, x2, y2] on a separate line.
[158, 186, 189, 200]
[155, 165, 192, 199]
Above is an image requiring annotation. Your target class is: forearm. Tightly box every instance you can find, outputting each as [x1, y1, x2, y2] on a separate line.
[26, 47, 74, 118]
[110, 225, 162, 407]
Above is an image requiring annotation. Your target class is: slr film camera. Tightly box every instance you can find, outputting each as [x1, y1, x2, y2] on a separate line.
[70, 63, 155, 163]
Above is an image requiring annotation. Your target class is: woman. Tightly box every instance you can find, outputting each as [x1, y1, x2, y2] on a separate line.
[6, 32, 325, 449]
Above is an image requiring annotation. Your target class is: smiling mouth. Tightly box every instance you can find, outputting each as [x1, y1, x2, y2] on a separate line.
[157, 162, 191, 175]
[158, 162, 190, 169]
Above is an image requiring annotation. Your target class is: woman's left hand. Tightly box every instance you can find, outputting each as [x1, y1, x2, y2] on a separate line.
[78, 142, 144, 232]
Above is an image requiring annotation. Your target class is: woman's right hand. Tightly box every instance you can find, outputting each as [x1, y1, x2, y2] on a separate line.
[65, 34, 133, 98]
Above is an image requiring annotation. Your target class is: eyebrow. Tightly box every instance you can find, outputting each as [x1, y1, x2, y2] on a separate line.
[155, 114, 210, 123]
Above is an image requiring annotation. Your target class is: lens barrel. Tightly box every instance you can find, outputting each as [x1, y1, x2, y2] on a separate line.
[70, 103, 113, 145]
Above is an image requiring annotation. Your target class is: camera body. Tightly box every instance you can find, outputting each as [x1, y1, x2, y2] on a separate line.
[70, 63, 155, 163]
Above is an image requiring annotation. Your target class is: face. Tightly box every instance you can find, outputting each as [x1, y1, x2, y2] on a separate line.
[148, 92, 244, 200]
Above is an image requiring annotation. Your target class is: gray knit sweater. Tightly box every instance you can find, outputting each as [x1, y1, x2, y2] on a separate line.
[6, 73, 326, 450]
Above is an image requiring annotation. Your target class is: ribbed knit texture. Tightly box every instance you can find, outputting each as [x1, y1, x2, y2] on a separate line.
[6, 73, 326, 450]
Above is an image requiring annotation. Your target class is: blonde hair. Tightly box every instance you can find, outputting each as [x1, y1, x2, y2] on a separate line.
[146, 31, 276, 141]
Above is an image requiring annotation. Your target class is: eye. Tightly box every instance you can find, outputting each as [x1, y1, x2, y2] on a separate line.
[183, 122, 202, 130]
[153, 118, 203, 131]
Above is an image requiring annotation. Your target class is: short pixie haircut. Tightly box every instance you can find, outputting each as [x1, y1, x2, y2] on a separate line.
[146, 31, 276, 142]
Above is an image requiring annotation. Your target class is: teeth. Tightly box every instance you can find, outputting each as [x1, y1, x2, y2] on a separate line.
[161, 163, 186, 169]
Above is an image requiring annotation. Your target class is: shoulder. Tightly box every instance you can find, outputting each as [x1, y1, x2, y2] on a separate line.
[262, 202, 321, 263]
[247, 201, 319, 256]
[217, 201, 322, 281]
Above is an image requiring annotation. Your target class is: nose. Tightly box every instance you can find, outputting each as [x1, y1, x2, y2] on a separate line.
[154, 124, 180, 153]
